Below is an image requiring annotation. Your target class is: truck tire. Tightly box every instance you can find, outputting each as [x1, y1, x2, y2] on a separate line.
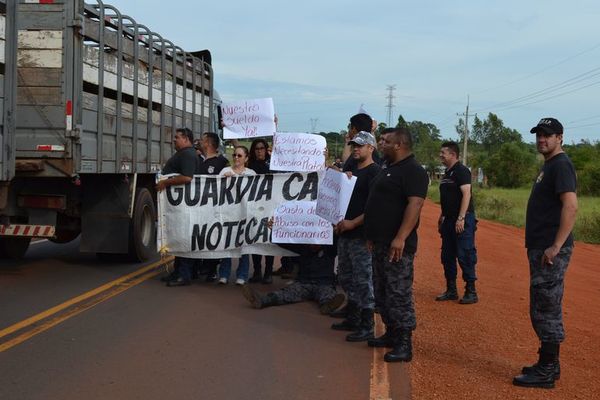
[128, 187, 157, 262]
[0, 237, 32, 259]
[50, 214, 81, 244]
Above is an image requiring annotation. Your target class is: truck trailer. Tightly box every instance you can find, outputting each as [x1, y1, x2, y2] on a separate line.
[0, 0, 216, 260]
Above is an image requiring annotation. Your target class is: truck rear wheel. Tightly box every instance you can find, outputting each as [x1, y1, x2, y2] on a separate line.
[0, 237, 32, 259]
[128, 188, 157, 262]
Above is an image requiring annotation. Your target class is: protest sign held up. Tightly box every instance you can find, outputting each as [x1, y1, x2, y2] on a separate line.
[272, 201, 333, 245]
[270, 132, 327, 172]
[222, 98, 276, 139]
[316, 168, 357, 224]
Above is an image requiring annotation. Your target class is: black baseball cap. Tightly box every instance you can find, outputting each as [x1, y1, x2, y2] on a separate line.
[530, 118, 563, 136]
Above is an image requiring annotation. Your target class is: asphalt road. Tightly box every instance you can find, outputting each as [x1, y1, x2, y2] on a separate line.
[0, 240, 410, 400]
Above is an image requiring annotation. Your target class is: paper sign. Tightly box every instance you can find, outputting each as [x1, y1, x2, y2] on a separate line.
[272, 201, 333, 245]
[222, 97, 276, 139]
[316, 168, 357, 224]
[270, 132, 326, 172]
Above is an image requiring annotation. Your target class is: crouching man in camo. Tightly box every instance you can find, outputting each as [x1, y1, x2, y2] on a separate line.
[242, 243, 345, 315]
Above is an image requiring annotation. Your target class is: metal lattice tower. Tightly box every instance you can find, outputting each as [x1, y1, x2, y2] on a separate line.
[385, 85, 396, 126]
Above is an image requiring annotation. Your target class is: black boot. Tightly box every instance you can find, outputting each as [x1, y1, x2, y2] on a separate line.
[367, 330, 394, 348]
[331, 302, 360, 331]
[319, 293, 346, 315]
[459, 281, 478, 304]
[249, 268, 262, 283]
[242, 286, 279, 309]
[435, 279, 458, 301]
[513, 343, 560, 389]
[384, 329, 413, 362]
[522, 345, 561, 379]
[262, 263, 273, 284]
[329, 303, 348, 318]
[346, 308, 374, 342]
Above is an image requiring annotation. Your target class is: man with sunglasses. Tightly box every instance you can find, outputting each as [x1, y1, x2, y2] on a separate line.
[513, 118, 577, 389]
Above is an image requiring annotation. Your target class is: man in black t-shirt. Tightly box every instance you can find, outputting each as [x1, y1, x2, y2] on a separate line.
[330, 132, 381, 342]
[436, 141, 478, 304]
[156, 128, 201, 287]
[364, 127, 428, 363]
[513, 118, 577, 389]
[197, 132, 230, 281]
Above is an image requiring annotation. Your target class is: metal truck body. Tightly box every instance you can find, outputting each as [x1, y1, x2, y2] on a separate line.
[0, 0, 215, 260]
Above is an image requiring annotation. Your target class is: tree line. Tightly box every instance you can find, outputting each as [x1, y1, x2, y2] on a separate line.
[318, 113, 600, 196]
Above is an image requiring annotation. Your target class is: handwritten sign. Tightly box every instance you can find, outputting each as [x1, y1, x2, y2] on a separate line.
[316, 168, 357, 224]
[270, 132, 326, 172]
[222, 98, 276, 139]
[272, 201, 333, 245]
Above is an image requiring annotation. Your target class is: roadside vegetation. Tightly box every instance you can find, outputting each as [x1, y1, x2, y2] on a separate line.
[427, 185, 600, 244]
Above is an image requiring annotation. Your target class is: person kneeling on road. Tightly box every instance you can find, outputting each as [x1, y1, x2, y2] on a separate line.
[242, 242, 345, 315]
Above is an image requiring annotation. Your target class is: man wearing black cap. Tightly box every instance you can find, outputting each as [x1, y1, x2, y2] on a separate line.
[513, 117, 577, 389]
[331, 131, 381, 342]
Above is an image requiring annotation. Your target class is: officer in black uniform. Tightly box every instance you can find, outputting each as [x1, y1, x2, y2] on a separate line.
[363, 127, 428, 362]
[436, 141, 478, 304]
[513, 118, 577, 389]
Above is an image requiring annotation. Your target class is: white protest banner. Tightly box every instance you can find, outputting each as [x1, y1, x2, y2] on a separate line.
[270, 132, 326, 172]
[272, 201, 333, 245]
[222, 98, 276, 139]
[316, 168, 357, 224]
[158, 172, 329, 258]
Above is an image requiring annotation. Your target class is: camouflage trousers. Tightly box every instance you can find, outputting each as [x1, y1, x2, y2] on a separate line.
[527, 246, 573, 343]
[337, 237, 375, 309]
[268, 281, 337, 306]
[372, 242, 416, 331]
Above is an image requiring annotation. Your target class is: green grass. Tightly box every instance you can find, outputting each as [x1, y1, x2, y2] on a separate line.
[427, 183, 600, 244]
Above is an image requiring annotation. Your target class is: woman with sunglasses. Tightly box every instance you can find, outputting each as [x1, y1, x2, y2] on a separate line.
[247, 138, 276, 284]
[217, 146, 256, 285]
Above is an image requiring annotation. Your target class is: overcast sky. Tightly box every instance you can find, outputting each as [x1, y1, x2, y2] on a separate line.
[105, 0, 600, 143]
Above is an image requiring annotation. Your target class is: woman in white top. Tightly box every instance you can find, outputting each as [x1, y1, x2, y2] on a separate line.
[217, 146, 256, 285]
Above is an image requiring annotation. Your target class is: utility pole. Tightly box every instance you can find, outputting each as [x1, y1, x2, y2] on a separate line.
[385, 85, 396, 126]
[310, 118, 318, 134]
[456, 96, 475, 167]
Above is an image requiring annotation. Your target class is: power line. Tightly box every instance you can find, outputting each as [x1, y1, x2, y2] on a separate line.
[472, 66, 600, 113]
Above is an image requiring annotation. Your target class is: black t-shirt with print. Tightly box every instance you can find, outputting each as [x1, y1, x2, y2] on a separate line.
[364, 154, 429, 254]
[341, 163, 381, 239]
[162, 146, 199, 177]
[525, 153, 577, 249]
[439, 162, 474, 219]
[198, 155, 229, 175]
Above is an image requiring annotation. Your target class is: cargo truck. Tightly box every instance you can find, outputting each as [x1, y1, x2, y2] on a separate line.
[0, 0, 216, 260]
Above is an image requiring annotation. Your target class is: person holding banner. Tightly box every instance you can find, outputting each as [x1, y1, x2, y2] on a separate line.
[247, 138, 276, 284]
[217, 146, 256, 285]
[331, 132, 381, 343]
[198, 132, 230, 282]
[156, 128, 201, 287]
[342, 113, 383, 170]
[364, 127, 429, 362]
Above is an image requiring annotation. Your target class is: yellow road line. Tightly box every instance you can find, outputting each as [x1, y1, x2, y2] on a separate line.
[370, 314, 392, 400]
[0, 256, 173, 340]
[0, 268, 163, 353]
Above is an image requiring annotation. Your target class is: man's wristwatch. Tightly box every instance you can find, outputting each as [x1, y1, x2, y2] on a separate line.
[457, 215, 465, 221]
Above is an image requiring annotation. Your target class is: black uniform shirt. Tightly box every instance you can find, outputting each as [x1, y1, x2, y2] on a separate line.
[278, 243, 337, 285]
[525, 152, 577, 250]
[341, 162, 381, 239]
[198, 154, 229, 175]
[162, 146, 199, 177]
[364, 154, 429, 254]
[439, 162, 474, 219]
[248, 158, 271, 174]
